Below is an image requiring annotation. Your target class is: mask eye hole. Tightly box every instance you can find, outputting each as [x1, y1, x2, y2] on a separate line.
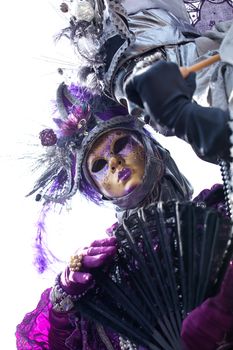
[91, 159, 107, 173]
[113, 136, 130, 154]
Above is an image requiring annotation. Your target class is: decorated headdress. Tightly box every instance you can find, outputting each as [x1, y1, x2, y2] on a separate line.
[29, 81, 192, 210]
[30, 83, 131, 272]
[29, 83, 129, 204]
[57, 0, 134, 93]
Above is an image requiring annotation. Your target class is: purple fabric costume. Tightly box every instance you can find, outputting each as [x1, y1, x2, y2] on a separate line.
[16, 185, 233, 350]
[182, 270, 233, 350]
[16, 1, 233, 349]
[16, 288, 121, 350]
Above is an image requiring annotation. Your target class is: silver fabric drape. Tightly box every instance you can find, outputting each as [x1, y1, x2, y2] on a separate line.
[122, 0, 190, 22]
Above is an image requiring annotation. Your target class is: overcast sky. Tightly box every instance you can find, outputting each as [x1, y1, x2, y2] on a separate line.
[0, 1, 222, 348]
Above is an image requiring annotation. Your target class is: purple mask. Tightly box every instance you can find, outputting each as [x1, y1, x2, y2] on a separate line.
[86, 129, 145, 198]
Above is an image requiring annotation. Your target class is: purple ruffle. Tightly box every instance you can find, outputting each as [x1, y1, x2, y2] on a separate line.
[16, 289, 121, 349]
[16, 185, 233, 349]
[16, 289, 51, 349]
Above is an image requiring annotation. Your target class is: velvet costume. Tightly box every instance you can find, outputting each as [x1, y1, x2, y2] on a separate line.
[16, 1, 233, 349]
[16, 184, 233, 350]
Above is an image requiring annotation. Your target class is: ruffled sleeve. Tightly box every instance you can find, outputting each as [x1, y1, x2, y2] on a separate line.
[16, 288, 121, 350]
[16, 288, 51, 349]
[16, 288, 78, 350]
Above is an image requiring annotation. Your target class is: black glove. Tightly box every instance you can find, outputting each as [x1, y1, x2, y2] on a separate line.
[124, 61, 231, 163]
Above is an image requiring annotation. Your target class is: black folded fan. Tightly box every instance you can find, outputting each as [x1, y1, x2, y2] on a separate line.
[75, 201, 233, 350]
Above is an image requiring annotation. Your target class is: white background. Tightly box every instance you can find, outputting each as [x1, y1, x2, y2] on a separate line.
[0, 1, 222, 348]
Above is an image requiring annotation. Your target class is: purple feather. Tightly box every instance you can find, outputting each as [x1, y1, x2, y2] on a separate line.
[34, 203, 61, 273]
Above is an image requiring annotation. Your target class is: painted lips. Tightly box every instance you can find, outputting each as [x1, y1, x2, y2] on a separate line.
[118, 168, 132, 182]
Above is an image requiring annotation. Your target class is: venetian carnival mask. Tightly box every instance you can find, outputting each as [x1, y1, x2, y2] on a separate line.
[30, 82, 192, 210]
[86, 129, 145, 198]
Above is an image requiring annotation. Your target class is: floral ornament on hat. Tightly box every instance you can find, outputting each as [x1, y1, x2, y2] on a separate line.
[39, 129, 58, 146]
[40, 84, 93, 149]
[27, 83, 95, 203]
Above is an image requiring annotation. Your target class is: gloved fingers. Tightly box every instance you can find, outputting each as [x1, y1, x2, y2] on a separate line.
[86, 245, 117, 256]
[196, 184, 224, 207]
[124, 75, 144, 108]
[90, 237, 117, 247]
[82, 252, 116, 269]
[61, 267, 93, 287]
[61, 268, 95, 296]
[124, 60, 191, 118]
[185, 72, 196, 99]
[69, 271, 94, 285]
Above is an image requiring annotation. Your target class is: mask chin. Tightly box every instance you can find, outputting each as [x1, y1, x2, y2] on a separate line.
[101, 183, 140, 202]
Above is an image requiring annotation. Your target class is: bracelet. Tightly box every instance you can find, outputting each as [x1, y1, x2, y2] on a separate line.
[50, 273, 88, 312]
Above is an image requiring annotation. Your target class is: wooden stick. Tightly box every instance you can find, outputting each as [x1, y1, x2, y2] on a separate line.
[180, 54, 221, 78]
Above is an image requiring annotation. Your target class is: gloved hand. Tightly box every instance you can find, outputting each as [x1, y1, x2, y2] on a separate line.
[181, 263, 233, 350]
[124, 61, 196, 121]
[124, 61, 230, 163]
[60, 237, 117, 297]
[124, 61, 196, 130]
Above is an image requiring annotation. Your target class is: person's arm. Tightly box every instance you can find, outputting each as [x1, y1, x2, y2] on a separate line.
[181, 263, 233, 350]
[16, 288, 76, 350]
[125, 61, 232, 164]
[16, 237, 117, 349]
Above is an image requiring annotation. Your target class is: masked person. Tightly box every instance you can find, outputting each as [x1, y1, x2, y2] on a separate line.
[16, 82, 233, 350]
